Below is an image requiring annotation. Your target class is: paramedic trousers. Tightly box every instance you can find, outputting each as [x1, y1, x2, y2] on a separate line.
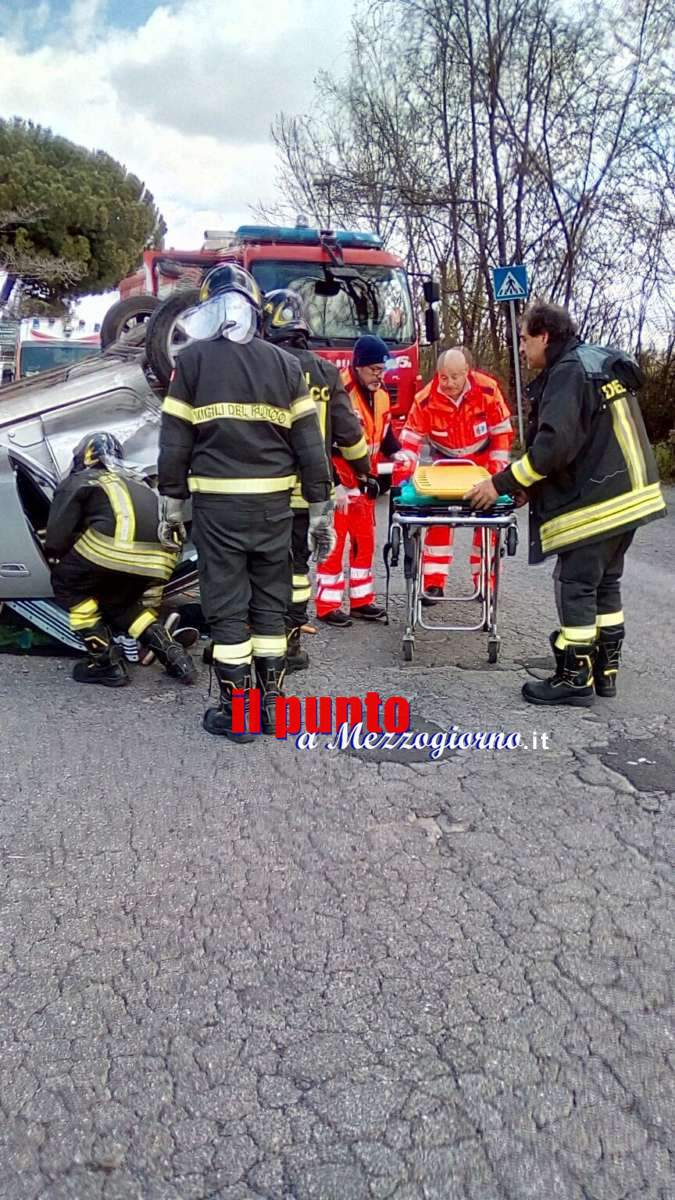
[553, 530, 634, 644]
[52, 549, 164, 639]
[191, 494, 292, 666]
[287, 508, 311, 631]
[315, 492, 376, 616]
[422, 525, 498, 591]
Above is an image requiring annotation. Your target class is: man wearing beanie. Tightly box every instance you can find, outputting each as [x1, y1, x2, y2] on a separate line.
[316, 335, 404, 624]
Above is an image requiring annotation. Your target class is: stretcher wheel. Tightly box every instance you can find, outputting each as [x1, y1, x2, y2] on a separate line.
[402, 638, 414, 662]
[391, 525, 401, 564]
[507, 525, 518, 556]
[487, 637, 500, 664]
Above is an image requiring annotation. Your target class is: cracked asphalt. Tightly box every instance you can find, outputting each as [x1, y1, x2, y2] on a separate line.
[1, 491, 673, 1200]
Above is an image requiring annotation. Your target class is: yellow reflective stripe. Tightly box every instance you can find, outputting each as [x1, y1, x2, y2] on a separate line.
[96, 473, 135, 543]
[290, 396, 317, 422]
[292, 573, 309, 586]
[192, 402, 291, 428]
[541, 489, 665, 552]
[290, 494, 308, 509]
[511, 453, 546, 488]
[251, 634, 288, 656]
[597, 610, 624, 628]
[69, 598, 101, 631]
[611, 396, 645, 490]
[188, 475, 296, 494]
[76, 530, 177, 579]
[340, 436, 369, 462]
[213, 640, 253, 665]
[560, 625, 597, 644]
[163, 397, 194, 423]
[541, 482, 663, 540]
[128, 610, 156, 638]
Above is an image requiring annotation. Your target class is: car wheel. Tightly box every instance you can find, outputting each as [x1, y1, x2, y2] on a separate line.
[100, 296, 160, 349]
[144, 289, 201, 388]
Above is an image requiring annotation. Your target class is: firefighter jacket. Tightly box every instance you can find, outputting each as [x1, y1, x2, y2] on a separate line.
[333, 368, 401, 494]
[401, 372, 513, 473]
[279, 345, 371, 509]
[45, 469, 177, 580]
[158, 336, 332, 504]
[492, 337, 666, 563]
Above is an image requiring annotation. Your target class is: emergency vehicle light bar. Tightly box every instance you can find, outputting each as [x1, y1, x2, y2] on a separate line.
[232, 226, 383, 251]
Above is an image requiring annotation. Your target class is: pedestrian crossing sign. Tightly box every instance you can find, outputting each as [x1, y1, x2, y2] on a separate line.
[491, 265, 529, 303]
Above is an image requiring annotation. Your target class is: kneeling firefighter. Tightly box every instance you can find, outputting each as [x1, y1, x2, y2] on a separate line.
[262, 288, 371, 671]
[157, 265, 334, 742]
[46, 432, 196, 687]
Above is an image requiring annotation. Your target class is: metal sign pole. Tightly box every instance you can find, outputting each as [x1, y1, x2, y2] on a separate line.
[509, 300, 525, 445]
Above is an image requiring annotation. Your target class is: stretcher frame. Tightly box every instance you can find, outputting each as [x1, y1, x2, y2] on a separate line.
[382, 462, 518, 663]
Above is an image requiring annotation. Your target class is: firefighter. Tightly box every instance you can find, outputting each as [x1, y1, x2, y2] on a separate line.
[46, 431, 196, 688]
[399, 348, 513, 602]
[467, 301, 666, 706]
[158, 264, 334, 743]
[316, 335, 404, 625]
[261, 289, 371, 670]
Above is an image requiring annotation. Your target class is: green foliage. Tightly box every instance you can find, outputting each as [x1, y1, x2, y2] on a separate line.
[638, 350, 675, 446]
[0, 118, 166, 307]
[654, 434, 675, 484]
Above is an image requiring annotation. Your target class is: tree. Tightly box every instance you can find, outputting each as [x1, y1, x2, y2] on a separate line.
[269, 0, 674, 370]
[0, 118, 166, 312]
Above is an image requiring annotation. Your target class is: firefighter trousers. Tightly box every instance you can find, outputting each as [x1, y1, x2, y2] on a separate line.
[51, 549, 164, 639]
[553, 530, 634, 645]
[316, 493, 376, 616]
[422, 525, 498, 590]
[191, 494, 292, 666]
[287, 508, 311, 631]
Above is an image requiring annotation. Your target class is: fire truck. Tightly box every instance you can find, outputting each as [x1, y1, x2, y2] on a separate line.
[114, 223, 439, 422]
[9, 317, 101, 382]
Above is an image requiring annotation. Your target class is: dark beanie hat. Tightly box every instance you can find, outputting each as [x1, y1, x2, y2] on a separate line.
[353, 335, 389, 368]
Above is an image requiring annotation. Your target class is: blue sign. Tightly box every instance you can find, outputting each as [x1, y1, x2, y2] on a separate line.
[491, 264, 529, 303]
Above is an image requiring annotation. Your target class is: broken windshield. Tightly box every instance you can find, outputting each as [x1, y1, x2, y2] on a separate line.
[251, 261, 415, 345]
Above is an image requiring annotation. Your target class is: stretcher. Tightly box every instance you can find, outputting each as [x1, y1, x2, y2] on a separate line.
[382, 460, 519, 663]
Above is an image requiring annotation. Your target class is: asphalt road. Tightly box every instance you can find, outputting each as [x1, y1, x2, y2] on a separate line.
[1, 492, 673, 1200]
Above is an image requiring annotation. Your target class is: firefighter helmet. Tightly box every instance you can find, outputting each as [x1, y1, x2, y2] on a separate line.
[71, 431, 124, 474]
[262, 289, 310, 342]
[199, 263, 263, 313]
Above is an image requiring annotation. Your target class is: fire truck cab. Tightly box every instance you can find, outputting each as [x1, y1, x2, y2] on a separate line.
[118, 223, 438, 422]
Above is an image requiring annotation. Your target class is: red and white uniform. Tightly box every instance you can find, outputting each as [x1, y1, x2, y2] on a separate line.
[316, 371, 398, 615]
[400, 371, 514, 588]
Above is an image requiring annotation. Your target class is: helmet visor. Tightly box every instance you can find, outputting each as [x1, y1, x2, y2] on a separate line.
[180, 292, 257, 344]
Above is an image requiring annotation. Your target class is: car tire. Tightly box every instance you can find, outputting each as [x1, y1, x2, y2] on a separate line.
[100, 296, 160, 349]
[144, 289, 201, 388]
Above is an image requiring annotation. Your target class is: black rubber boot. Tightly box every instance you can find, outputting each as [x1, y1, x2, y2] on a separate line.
[139, 621, 197, 684]
[595, 628, 624, 698]
[350, 603, 387, 622]
[254, 655, 287, 734]
[286, 627, 309, 674]
[421, 586, 444, 608]
[522, 643, 595, 707]
[203, 663, 256, 743]
[72, 623, 129, 688]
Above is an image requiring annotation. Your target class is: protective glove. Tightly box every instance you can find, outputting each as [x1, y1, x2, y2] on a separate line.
[158, 496, 187, 550]
[334, 484, 350, 514]
[392, 449, 418, 465]
[359, 475, 380, 501]
[307, 499, 336, 562]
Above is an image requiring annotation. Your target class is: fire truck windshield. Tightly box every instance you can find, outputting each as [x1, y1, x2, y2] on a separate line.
[250, 261, 415, 346]
[19, 342, 99, 377]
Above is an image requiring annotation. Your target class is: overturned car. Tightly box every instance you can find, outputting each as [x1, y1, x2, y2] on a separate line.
[0, 339, 200, 654]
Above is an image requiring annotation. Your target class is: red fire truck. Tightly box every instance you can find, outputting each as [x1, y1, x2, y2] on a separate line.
[115, 223, 438, 422]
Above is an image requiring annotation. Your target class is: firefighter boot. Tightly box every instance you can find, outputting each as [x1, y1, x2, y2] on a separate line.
[286, 627, 309, 674]
[595, 627, 624, 698]
[254, 656, 286, 735]
[203, 663, 256, 743]
[138, 621, 197, 684]
[522, 643, 595, 707]
[72, 623, 129, 688]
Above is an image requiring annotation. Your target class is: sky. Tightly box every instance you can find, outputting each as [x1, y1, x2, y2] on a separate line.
[0, 0, 355, 323]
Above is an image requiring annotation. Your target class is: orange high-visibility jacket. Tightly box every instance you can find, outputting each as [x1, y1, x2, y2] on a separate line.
[401, 370, 513, 474]
[333, 369, 397, 488]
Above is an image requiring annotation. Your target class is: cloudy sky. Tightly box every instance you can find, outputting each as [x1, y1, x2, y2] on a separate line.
[0, 0, 355, 321]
